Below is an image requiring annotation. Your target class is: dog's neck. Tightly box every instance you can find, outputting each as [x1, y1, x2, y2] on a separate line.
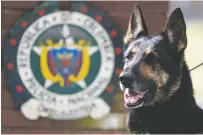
[163, 62, 195, 106]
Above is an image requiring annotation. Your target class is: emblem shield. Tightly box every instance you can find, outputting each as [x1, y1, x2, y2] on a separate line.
[48, 48, 82, 86]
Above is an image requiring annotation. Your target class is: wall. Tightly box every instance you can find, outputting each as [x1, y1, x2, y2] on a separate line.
[1, 1, 168, 134]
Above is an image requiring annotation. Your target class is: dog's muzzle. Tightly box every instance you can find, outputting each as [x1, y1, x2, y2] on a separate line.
[119, 72, 135, 87]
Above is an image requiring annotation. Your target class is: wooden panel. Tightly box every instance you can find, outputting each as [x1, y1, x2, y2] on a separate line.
[2, 9, 24, 30]
[1, 129, 65, 134]
[1, 30, 9, 47]
[2, 109, 53, 128]
[1, 71, 7, 89]
[52, 113, 127, 130]
[2, 1, 39, 9]
[1, 128, 128, 134]
[1, 1, 168, 14]
[136, 1, 168, 14]
[111, 13, 166, 34]
[91, 1, 168, 14]
[1, 88, 15, 109]
[111, 91, 127, 113]
[1, 1, 168, 32]
[2, 108, 127, 130]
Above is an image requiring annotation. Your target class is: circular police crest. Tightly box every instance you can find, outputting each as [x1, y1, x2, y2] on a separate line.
[3, 2, 123, 120]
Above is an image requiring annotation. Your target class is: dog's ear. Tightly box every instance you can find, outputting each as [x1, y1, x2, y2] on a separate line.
[124, 4, 148, 45]
[163, 8, 187, 51]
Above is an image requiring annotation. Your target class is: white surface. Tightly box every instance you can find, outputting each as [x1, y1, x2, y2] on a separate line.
[90, 98, 111, 120]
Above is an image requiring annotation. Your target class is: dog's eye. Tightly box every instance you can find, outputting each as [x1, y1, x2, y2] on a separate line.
[144, 53, 163, 71]
[126, 52, 134, 61]
[144, 53, 154, 65]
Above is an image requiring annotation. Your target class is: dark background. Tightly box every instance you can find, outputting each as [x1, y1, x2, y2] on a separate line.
[1, 1, 168, 134]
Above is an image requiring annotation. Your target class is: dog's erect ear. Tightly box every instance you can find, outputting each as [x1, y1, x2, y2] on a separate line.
[124, 4, 148, 45]
[163, 8, 187, 51]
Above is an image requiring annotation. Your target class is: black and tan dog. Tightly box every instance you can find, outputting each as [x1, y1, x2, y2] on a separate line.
[119, 4, 203, 134]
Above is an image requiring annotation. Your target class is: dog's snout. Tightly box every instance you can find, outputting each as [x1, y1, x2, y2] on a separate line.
[119, 72, 134, 86]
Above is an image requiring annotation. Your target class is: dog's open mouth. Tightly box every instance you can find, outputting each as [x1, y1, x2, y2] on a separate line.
[124, 89, 149, 108]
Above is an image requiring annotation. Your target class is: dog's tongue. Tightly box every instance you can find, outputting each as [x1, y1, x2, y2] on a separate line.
[124, 89, 145, 105]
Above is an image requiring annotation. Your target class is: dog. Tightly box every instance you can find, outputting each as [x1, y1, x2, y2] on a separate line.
[119, 4, 203, 134]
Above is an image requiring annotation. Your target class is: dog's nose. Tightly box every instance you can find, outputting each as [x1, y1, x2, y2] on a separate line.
[119, 72, 134, 86]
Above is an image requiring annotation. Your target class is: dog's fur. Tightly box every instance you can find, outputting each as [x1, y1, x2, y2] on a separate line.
[119, 4, 203, 134]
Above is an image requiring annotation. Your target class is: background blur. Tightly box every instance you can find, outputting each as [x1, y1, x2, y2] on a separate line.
[1, 1, 202, 134]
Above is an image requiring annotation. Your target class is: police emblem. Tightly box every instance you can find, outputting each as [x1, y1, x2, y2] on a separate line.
[3, 2, 123, 120]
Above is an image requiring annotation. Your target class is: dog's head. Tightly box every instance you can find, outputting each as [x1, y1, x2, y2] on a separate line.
[119, 4, 187, 108]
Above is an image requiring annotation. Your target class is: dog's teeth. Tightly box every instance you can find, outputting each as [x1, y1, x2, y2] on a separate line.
[125, 88, 130, 94]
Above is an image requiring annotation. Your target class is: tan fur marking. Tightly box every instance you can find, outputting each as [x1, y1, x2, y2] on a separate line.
[145, 49, 152, 55]
[158, 84, 162, 88]
[178, 43, 185, 51]
[140, 63, 150, 77]
[131, 46, 137, 53]
[157, 71, 168, 88]
[140, 62, 169, 89]
[123, 35, 132, 45]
